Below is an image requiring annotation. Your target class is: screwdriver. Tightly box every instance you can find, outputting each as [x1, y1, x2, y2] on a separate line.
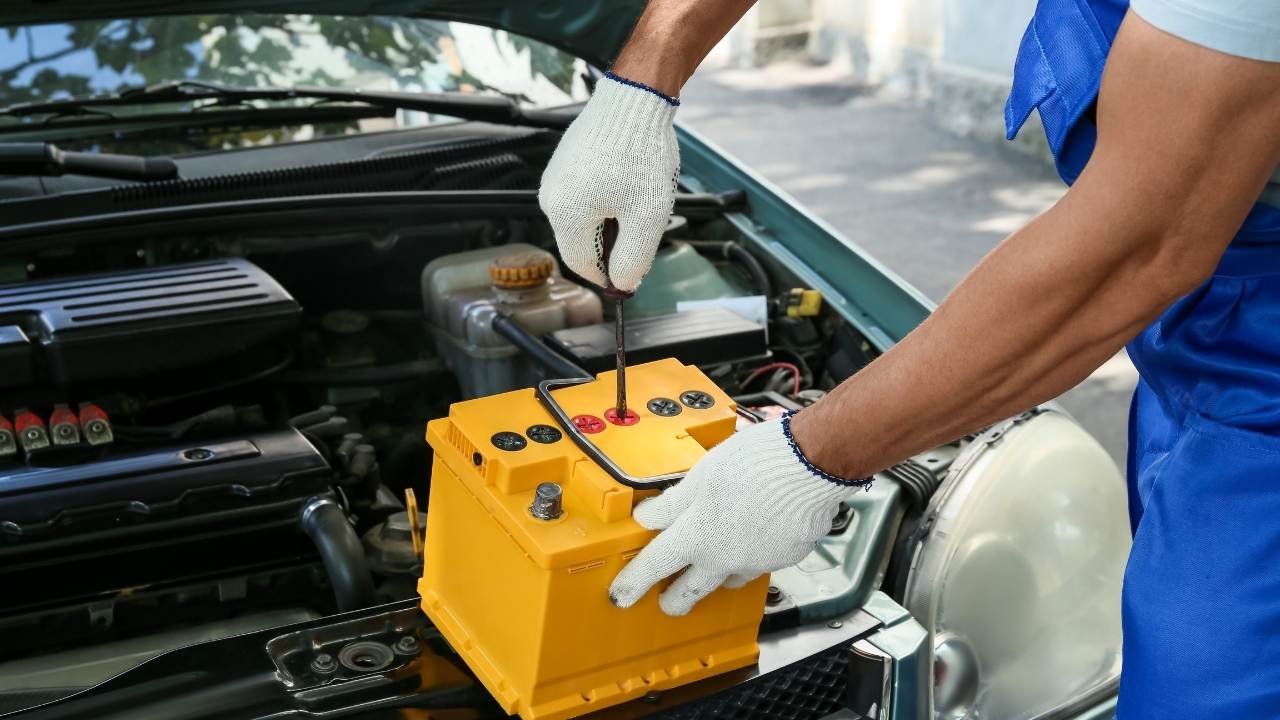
[600, 218, 633, 421]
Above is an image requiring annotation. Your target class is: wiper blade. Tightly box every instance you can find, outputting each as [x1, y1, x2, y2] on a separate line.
[0, 80, 573, 130]
[0, 142, 178, 181]
[0, 104, 396, 141]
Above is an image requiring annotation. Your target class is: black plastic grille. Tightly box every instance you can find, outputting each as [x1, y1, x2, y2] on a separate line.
[108, 131, 556, 210]
[651, 645, 851, 720]
[430, 152, 539, 190]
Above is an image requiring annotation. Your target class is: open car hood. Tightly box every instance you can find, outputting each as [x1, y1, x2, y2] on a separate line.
[1, 0, 643, 68]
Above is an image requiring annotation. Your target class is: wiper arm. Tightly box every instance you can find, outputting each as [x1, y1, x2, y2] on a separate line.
[0, 104, 397, 141]
[0, 142, 178, 181]
[0, 80, 574, 130]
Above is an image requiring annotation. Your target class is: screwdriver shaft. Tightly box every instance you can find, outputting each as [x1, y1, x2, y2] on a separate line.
[615, 297, 627, 417]
[599, 217, 630, 419]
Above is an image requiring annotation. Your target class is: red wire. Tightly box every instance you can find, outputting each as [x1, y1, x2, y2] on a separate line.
[743, 361, 802, 396]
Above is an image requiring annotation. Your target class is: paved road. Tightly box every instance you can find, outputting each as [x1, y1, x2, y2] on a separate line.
[681, 62, 1137, 467]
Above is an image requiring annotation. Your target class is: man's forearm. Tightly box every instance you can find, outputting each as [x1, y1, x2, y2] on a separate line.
[791, 188, 1207, 479]
[611, 0, 756, 96]
[790, 12, 1280, 479]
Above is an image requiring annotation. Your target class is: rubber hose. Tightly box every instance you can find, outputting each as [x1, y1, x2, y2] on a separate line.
[726, 243, 773, 299]
[885, 464, 924, 509]
[491, 314, 591, 379]
[683, 240, 773, 298]
[884, 459, 940, 510]
[300, 497, 376, 611]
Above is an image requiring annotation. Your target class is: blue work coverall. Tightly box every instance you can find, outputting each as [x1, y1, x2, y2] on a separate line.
[1006, 0, 1280, 715]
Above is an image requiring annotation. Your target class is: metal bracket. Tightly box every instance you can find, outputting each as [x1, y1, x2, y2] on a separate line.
[267, 603, 427, 690]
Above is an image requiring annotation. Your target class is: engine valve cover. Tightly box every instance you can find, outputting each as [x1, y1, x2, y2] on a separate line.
[0, 428, 332, 656]
[420, 358, 768, 720]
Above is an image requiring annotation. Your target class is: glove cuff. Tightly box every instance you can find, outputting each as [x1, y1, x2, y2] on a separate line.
[590, 73, 679, 132]
[603, 71, 680, 107]
[780, 412, 874, 490]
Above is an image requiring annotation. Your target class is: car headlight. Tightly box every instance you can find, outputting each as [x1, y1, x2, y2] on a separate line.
[904, 410, 1130, 719]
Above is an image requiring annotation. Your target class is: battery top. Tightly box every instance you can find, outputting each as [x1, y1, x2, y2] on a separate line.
[425, 358, 737, 570]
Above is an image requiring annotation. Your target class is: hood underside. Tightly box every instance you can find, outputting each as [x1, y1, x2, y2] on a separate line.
[2, 0, 643, 69]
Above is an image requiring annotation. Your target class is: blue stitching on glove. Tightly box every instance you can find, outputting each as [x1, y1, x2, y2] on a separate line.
[603, 71, 680, 107]
[780, 412, 874, 490]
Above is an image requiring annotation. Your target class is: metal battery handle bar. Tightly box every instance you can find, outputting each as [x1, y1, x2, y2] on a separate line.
[535, 378, 761, 489]
[536, 378, 683, 488]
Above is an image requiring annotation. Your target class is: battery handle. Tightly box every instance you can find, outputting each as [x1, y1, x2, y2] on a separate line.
[535, 378, 760, 489]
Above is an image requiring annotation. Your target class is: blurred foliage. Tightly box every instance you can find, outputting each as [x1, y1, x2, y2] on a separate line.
[508, 34, 577, 91]
[0, 14, 579, 108]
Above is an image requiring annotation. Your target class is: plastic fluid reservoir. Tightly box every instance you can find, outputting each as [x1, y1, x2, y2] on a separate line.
[421, 245, 602, 398]
[420, 358, 769, 720]
[627, 242, 746, 318]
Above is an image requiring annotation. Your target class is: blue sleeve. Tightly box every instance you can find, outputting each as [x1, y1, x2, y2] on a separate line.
[1131, 0, 1280, 62]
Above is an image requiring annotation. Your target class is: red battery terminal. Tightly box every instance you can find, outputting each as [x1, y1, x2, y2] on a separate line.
[77, 403, 114, 446]
[603, 407, 640, 426]
[14, 409, 50, 452]
[0, 414, 16, 459]
[49, 404, 81, 446]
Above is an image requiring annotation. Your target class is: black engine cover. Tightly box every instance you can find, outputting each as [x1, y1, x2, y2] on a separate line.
[0, 258, 300, 388]
[0, 429, 332, 654]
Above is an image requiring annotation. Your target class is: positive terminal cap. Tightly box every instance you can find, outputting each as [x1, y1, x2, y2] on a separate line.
[572, 414, 606, 434]
[604, 407, 640, 426]
[490, 253, 554, 289]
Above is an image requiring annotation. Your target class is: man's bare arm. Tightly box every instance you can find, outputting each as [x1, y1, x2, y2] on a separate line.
[791, 12, 1280, 478]
[611, 0, 756, 95]
[538, 1, 754, 292]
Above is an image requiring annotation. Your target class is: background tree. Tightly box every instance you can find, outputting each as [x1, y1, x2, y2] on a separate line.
[0, 14, 521, 107]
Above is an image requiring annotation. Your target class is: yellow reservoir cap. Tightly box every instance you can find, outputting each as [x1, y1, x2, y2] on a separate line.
[420, 358, 768, 720]
[490, 252, 555, 289]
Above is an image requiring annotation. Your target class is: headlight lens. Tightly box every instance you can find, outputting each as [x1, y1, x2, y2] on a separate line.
[905, 411, 1130, 719]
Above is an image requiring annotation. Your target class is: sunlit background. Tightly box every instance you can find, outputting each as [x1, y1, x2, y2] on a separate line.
[687, 0, 1137, 465]
[0, 3, 1137, 464]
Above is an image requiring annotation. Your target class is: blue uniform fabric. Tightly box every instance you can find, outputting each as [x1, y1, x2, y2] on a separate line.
[1006, 2, 1280, 716]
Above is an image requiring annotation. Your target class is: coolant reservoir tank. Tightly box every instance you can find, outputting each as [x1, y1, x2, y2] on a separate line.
[628, 242, 745, 317]
[420, 359, 769, 720]
[421, 244, 602, 398]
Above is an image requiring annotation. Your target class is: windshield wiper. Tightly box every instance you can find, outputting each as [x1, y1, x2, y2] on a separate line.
[0, 104, 398, 143]
[0, 80, 574, 131]
[0, 142, 178, 181]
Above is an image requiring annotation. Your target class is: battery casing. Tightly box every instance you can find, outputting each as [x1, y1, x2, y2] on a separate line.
[420, 359, 768, 720]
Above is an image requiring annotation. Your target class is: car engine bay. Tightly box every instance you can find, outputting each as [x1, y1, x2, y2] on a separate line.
[0, 126, 956, 713]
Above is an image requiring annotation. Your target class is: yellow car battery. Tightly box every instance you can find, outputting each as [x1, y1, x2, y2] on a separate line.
[419, 358, 769, 720]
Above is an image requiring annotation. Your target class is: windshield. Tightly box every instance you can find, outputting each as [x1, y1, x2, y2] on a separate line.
[0, 15, 589, 152]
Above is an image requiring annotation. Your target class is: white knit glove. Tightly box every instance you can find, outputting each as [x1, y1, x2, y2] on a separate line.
[538, 73, 680, 293]
[609, 416, 871, 616]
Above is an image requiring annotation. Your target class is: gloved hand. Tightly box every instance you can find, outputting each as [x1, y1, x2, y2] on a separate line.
[608, 415, 872, 616]
[538, 72, 680, 293]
